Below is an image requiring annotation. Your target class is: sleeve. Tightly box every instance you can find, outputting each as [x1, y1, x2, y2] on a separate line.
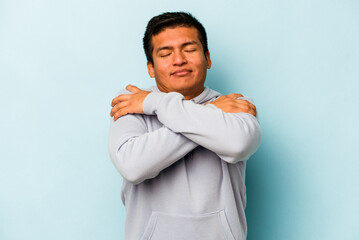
[142, 91, 262, 163]
[108, 111, 198, 185]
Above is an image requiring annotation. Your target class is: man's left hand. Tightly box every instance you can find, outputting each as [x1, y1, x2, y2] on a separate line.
[110, 85, 150, 121]
[205, 94, 257, 117]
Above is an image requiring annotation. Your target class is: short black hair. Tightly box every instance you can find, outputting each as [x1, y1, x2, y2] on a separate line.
[143, 12, 208, 65]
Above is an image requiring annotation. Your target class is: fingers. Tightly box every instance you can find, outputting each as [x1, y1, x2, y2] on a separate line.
[222, 98, 256, 111]
[110, 101, 128, 117]
[226, 93, 244, 98]
[238, 100, 257, 117]
[236, 99, 256, 111]
[111, 86, 149, 120]
[113, 109, 129, 121]
[251, 109, 257, 117]
[248, 107, 257, 117]
[240, 104, 256, 117]
[111, 94, 131, 107]
[111, 85, 142, 107]
[111, 100, 133, 120]
[231, 103, 256, 117]
[215, 97, 257, 116]
[110, 94, 132, 119]
[225, 94, 257, 112]
[126, 84, 141, 93]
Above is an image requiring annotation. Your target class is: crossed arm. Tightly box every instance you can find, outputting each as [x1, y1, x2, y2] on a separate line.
[108, 85, 261, 184]
[110, 85, 257, 120]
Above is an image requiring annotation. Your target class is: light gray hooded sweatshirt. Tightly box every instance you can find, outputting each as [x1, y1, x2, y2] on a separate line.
[108, 86, 261, 240]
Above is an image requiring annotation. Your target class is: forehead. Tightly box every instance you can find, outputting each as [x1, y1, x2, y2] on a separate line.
[151, 26, 200, 49]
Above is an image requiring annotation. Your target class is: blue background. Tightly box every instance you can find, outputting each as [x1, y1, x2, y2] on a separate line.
[1, 0, 358, 239]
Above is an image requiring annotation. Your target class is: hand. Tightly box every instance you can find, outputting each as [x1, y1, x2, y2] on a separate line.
[205, 93, 257, 117]
[110, 85, 151, 120]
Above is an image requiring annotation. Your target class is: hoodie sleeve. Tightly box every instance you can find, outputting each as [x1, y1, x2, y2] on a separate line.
[143, 91, 262, 163]
[108, 92, 198, 184]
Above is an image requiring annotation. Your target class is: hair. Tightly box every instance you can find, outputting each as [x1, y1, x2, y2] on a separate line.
[143, 12, 208, 65]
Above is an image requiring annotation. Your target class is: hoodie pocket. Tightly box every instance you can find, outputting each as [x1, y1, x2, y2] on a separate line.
[140, 210, 235, 240]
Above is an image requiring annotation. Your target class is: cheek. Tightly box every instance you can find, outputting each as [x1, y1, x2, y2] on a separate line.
[193, 60, 208, 74]
[193, 55, 208, 68]
[154, 61, 170, 76]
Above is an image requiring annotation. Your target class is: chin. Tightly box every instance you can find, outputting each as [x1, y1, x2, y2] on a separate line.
[171, 84, 196, 92]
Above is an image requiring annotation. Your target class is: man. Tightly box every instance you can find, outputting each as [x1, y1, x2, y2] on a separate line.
[108, 12, 261, 240]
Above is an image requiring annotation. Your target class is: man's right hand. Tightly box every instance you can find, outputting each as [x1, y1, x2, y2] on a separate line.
[205, 93, 257, 117]
[110, 85, 150, 121]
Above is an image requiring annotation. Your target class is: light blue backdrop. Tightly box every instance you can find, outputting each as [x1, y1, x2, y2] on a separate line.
[1, 0, 358, 239]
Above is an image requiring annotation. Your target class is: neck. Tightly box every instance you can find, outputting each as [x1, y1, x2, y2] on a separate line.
[183, 88, 204, 100]
[156, 85, 204, 100]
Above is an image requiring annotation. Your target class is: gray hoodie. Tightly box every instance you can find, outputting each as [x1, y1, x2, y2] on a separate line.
[108, 86, 261, 240]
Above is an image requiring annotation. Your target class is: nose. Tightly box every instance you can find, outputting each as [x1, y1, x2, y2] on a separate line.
[173, 51, 187, 66]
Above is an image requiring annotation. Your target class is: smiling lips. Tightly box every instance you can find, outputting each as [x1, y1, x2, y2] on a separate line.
[171, 69, 192, 76]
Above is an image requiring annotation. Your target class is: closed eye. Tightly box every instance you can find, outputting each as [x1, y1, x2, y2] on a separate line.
[160, 53, 171, 57]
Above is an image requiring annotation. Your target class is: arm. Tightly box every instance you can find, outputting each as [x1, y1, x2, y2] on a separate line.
[142, 91, 261, 163]
[108, 91, 198, 184]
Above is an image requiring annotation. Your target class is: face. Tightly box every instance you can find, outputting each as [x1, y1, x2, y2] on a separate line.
[147, 26, 211, 100]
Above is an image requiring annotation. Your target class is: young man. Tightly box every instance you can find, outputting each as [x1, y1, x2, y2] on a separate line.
[108, 12, 261, 240]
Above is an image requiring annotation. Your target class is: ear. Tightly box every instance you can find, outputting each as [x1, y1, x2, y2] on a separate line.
[147, 61, 155, 78]
[205, 51, 212, 69]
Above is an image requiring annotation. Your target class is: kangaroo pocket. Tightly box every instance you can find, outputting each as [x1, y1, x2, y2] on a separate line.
[140, 209, 235, 240]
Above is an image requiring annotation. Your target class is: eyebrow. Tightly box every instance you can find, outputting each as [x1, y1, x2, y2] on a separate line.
[156, 41, 199, 54]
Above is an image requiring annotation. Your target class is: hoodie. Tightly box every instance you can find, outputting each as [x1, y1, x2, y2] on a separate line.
[108, 86, 261, 240]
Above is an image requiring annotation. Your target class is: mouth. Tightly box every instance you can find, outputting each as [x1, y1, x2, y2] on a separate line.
[171, 69, 192, 76]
